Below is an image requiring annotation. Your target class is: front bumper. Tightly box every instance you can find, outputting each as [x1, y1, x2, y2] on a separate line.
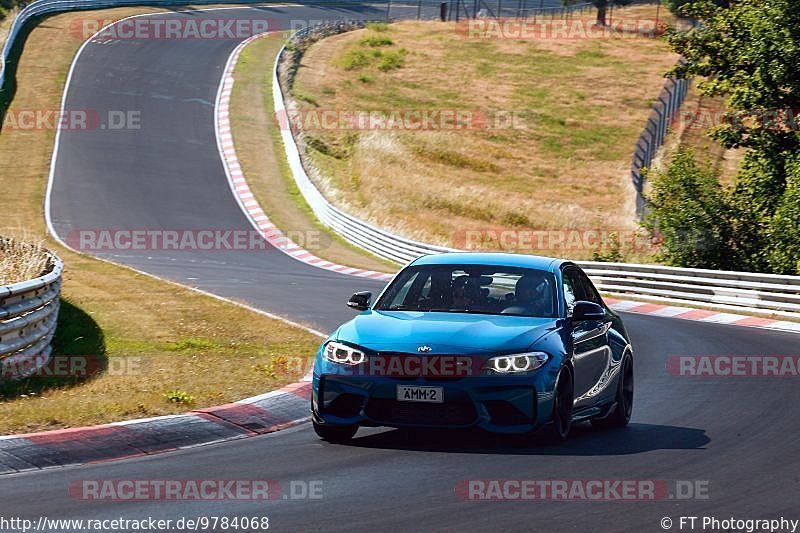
[312, 372, 556, 434]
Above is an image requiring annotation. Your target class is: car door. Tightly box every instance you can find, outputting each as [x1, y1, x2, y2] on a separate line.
[562, 266, 612, 405]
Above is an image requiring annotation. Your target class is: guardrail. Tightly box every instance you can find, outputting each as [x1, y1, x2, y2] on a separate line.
[630, 71, 691, 216]
[275, 24, 456, 265]
[0, 252, 63, 379]
[4, 2, 798, 321]
[274, 26, 800, 319]
[0, 0, 398, 93]
[581, 261, 800, 319]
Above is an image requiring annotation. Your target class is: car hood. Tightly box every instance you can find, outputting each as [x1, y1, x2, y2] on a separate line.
[334, 310, 558, 354]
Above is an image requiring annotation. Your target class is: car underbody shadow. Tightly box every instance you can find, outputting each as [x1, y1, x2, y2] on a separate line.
[344, 422, 709, 456]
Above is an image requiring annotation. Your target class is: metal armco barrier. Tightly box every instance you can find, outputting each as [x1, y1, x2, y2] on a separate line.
[0, 252, 63, 378]
[581, 261, 800, 318]
[630, 73, 691, 216]
[0, 0, 394, 92]
[275, 24, 456, 266]
[274, 28, 800, 319]
[4, 3, 797, 321]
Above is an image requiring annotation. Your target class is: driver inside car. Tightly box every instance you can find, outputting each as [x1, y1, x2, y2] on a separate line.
[451, 275, 482, 309]
[502, 273, 552, 316]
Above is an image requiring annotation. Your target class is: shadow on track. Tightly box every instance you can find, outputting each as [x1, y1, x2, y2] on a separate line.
[344, 422, 710, 456]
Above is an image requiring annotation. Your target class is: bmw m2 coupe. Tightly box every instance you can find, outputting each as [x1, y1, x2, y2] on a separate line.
[311, 253, 634, 443]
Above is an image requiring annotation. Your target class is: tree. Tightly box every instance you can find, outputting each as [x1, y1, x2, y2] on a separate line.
[645, 150, 734, 269]
[668, 0, 800, 155]
[662, 0, 728, 17]
[767, 157, 800, 275]
[661, 0, 800, 274]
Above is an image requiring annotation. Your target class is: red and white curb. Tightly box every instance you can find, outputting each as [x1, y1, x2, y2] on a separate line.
[606, 298, 800, 334]
[0, 373, 314, 474]
[11, 27, 798, 472]
[215, 33, 392, 283]
[216, 36, 800, 336]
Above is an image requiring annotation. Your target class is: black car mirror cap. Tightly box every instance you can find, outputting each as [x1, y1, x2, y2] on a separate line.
[572, 301, 606, 321]
[347, 291, 372, 311]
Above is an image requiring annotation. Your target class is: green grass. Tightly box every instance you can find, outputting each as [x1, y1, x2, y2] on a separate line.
[360, 34, 393, 47]
[365, 22, 389, 32]
[0, 11, 327, 434]
[377, 49, 406, 71]
[227, 32, 398, 273]
[290, 16, 678, 257]
[340, 49, 372, 70]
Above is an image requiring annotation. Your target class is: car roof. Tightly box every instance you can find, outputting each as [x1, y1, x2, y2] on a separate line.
[410, 252, 565, 273]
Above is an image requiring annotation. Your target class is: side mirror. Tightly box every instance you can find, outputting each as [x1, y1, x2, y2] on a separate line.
[572, 301, 606, 321]
[347, 291, 372, 311]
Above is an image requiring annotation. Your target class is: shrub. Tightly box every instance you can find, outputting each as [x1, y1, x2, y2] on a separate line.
[360, 35, 393, 47]
[644, 149, 733, 269]
[591, 232, 625, 263]
[365, 22, 389, 32]
[377, 49, 406, 71]
[340, 49, 371, 70]
[164, 390, 195, 405]
[767, 182, 800, 275]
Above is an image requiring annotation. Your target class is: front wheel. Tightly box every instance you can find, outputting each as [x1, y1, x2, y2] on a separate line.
[313, 421, 357, 443]
[543, 368, 574, 443]
[592, 354, 633, 429]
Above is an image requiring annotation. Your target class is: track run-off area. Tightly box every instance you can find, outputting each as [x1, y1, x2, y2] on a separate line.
[1, 6, 798, 532]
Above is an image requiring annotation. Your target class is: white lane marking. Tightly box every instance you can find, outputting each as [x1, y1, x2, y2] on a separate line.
[41, 5, 798, 346]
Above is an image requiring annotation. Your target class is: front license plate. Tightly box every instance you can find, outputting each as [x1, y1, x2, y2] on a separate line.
[396, 385, 444, 403]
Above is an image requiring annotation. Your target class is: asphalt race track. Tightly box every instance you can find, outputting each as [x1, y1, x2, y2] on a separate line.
[47, 5, 391, 330]
[4, 6, 799, 532]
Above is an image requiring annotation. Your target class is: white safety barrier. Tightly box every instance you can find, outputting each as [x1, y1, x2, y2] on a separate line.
[273, 27, 800, 319]
[0, 251, 63, 378]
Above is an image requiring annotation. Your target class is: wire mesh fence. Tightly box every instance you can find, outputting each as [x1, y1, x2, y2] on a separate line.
[385, 0, 661, 23]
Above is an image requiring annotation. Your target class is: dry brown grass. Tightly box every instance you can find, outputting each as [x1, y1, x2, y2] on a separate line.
[289, 5, 679, 259]
[0, 237, 50, 285]
[653, 85, 744, 187]
[229, 33, 397, 271]
[0, 8, 322, 434]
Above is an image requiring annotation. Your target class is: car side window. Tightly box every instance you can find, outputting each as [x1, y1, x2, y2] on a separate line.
[561, 267, 586, 316]
[577, 270, 604, 306]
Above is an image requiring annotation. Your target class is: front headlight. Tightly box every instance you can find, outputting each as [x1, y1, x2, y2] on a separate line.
[323, 341, 366, 365]
[485, 352, 549, 374]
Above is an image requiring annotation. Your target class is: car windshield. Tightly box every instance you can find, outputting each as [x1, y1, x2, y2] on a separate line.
[375, 264, 558, 318]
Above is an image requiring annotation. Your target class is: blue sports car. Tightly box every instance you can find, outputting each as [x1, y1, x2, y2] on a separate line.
[311, 253, 634, 443]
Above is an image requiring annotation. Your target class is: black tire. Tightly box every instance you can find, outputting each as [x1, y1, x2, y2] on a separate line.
[543, 368, 574, 443]
[592, 354, 634, 429]
[313, 421, 358, 443]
